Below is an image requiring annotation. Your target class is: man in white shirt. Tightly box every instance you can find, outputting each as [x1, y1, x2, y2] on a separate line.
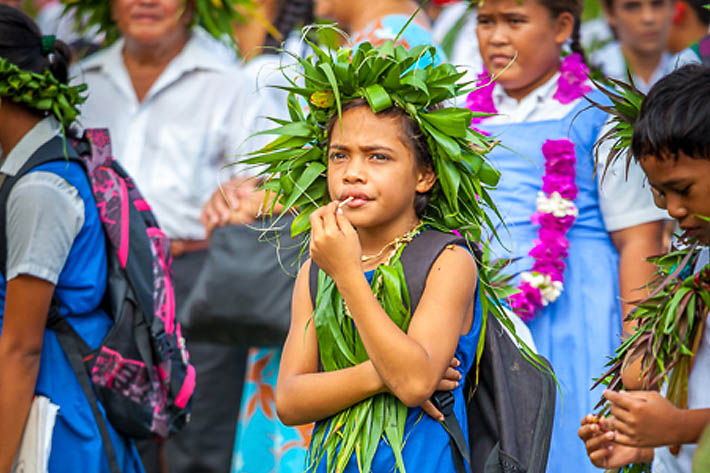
[72, 1, 271, 472]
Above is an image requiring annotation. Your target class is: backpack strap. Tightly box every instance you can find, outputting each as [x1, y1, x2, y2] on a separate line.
[308, 229, 474, 473]
[0, 135, 82, 278]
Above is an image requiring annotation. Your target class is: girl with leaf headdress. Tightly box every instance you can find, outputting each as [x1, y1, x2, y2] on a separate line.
[245, 26, 513, 470]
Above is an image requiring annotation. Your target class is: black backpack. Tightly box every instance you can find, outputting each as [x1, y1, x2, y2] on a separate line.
[309, 229, 556, 473]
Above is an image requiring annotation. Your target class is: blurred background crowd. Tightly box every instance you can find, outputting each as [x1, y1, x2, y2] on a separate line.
[1, 0, 708, 473]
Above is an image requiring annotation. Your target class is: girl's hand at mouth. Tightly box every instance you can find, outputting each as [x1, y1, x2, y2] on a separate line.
[309, 200, 362, 283]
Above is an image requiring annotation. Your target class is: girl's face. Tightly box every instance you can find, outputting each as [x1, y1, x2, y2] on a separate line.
[641, 152, 710, 244]
[327, 106, 435, 234]
[113, 0, 192, 44]
[477, 0, 574, 101]
[604, 0, 673, 57]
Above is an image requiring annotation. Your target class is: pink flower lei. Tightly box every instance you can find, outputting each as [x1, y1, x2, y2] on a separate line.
[466, 53, 591, 321]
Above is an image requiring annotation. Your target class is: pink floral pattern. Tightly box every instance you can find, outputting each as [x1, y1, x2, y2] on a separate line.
[465, 54, 591, 321]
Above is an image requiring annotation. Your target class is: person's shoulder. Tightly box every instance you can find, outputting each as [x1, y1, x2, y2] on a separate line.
[188, 27, 243, 72]
[74, 40, 122, 75]
[589, 41, 624, 76]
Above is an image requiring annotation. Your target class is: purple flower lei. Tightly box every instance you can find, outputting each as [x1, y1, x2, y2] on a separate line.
[466, 54, 591, 321]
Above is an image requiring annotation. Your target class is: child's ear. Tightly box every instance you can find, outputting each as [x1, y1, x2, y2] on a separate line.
[554, 11, 575, 46]
[415, 166, 437, 194]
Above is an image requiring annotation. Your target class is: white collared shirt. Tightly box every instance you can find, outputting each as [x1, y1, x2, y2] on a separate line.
[590, 42, 676, 94]
[73, 27, 271, 239]
[483, 72, 669, 232]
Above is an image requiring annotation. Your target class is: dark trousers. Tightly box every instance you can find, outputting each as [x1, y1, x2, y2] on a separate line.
[137, 250, 248, 473]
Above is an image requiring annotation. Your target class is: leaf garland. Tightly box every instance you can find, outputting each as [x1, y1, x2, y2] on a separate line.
[60, 0, 255, 48]
[592, 241, 710, 472]
[0, 56, 87, 129]
[309, 226, 418, 473]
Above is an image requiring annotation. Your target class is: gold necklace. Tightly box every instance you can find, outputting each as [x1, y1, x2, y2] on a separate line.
[360, 221, 422, 263]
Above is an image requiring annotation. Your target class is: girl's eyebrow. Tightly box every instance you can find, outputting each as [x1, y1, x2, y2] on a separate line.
[330, 144, 395, 153]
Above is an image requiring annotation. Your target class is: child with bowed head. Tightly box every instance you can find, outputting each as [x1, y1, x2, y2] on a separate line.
[579, 64, 710, 473]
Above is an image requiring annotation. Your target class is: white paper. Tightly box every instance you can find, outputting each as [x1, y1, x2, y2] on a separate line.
[11, 395, 59, 473]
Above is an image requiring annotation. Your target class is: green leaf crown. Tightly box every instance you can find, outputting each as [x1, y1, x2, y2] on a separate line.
[246, 39, 503, 242]
[0, 55, 87, 129]
[60, 0, 255, 48]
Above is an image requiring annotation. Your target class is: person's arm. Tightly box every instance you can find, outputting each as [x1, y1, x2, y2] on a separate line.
[0, 275, 54, 473]
[275, 259, 388, 426]
[605, 390, 710, 447]
[310, 203, 476, 407]
[610, 221, 665, 335]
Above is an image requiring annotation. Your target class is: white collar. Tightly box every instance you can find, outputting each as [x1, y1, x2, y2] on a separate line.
[79, 26, 238, 103]
[491, 71, 560, 110]
[0, 116, 62, 177]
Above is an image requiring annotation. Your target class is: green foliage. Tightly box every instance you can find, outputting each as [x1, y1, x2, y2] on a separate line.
[592, 242, 710, 471]
[587, 73, 645, 180]
[0, 56, 87, 129]
[60, 0, 254, 47]
[693, 424, 710, 473]
[246, 39, 501, 243]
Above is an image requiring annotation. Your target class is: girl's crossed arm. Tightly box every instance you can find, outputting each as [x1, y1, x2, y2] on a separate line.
[276, 258, 388, 426]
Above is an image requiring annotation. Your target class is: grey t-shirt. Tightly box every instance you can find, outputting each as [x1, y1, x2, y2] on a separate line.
[1, 117, 84, 285]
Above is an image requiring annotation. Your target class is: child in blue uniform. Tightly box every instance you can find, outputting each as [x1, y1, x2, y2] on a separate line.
[470, 0, 668, 472]
[246, 38, 505, 472]
[0, 7, 144, 473]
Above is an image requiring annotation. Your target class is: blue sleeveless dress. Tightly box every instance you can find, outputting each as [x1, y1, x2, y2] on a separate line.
[309, 270, 482, 473]
[479, 92, 621, 473]
[0, 159, 144, 473]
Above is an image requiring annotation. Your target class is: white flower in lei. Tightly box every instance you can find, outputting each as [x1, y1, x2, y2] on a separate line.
[536, 191, 579, 218]
[520, 272, 564, 305]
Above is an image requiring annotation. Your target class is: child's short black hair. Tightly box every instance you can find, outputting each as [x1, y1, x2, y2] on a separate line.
[631, 64, 710, 162]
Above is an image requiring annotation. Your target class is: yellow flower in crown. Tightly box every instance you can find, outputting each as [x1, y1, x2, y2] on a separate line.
[309, 90, 335, 109]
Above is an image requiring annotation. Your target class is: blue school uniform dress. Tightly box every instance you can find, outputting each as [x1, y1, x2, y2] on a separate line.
[0, 118, 144, 473]
[474, 69, 667, 473]
[308, 268, 482, 473]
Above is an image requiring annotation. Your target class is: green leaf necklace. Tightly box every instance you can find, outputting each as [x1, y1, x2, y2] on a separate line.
[309, 222, 423, 473]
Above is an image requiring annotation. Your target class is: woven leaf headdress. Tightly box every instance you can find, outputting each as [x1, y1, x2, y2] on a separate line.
[246, 39, 503, 242]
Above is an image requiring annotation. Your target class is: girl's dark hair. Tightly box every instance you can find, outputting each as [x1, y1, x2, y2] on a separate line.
[263, 0, 314, 53]
[0, 5, 72, 85]
[326, 98, 435, 218]
[631, 64, 710, 161]
[537, 0, 587, 63]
